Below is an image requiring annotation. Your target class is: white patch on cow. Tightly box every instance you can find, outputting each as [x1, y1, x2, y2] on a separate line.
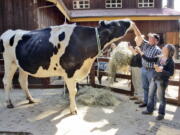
[31, 24, 76, 78]
[102, 19, 131, 25]
[72, 57, 96, 82]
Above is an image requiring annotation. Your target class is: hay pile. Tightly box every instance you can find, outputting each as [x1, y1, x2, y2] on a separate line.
[108, 42, 133, 83]
[77, 86, 120, 106]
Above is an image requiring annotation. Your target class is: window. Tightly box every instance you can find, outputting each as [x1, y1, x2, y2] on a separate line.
[105, 0, 122, 8]
[73, 0, 90, 9]
[138, 0, 154, 8]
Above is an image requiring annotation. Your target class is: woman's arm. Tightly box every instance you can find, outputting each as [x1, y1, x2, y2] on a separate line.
[142, 55, 159, 62]
[161, 59, 175, 77]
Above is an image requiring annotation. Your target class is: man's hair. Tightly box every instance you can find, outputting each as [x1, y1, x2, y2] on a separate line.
[165, 44, 175, 58]
[148, 33, 160, 42]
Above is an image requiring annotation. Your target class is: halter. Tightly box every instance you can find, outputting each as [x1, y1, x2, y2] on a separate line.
[95, 27, 102, 79]
[95, 27, 102, 56]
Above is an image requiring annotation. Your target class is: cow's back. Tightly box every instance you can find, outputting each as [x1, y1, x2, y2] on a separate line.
[2, 24, 76, 77]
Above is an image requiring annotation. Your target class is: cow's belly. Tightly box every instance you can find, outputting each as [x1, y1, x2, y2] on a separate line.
[26, 67, 64, 78]
[17, 54, 67, 78]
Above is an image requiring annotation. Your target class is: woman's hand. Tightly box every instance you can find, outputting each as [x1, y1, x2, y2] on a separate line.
[154, 65, 163, 72]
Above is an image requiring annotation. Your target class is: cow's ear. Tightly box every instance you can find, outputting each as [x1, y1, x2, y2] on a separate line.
[99, 20, 106, 27]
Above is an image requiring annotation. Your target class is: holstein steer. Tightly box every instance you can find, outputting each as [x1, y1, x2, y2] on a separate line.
[0, 19, 133, 114]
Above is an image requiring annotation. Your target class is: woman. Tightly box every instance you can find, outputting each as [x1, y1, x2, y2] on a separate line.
[136, 44, 175, 120]
[128, 45, 143, 104]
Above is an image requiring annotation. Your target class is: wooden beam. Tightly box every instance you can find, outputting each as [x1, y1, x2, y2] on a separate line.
[46, 0, 70, 21]
[70, 16, 180, 22]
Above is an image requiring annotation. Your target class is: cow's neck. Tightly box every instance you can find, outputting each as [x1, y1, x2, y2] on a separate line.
[97, 27, 114, 50]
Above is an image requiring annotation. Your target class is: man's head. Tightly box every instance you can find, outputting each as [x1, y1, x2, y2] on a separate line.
[148, 33, 160, 45]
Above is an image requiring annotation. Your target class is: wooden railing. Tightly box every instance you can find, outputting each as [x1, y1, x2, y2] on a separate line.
[89, 57, 180, 106]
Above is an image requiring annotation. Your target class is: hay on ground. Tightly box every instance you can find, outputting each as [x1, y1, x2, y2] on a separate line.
[77, 86, 120, 106]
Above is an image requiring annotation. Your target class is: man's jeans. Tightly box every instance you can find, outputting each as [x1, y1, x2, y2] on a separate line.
[147, 79, 168, 115]
[141, 67, 154, 104]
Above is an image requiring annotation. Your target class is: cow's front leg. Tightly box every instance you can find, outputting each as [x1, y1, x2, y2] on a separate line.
[19, 69, 35, 104]
[65, 79, 77, 115]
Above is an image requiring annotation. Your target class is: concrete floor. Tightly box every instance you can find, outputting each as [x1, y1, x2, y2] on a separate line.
[0, 87, 180, 135]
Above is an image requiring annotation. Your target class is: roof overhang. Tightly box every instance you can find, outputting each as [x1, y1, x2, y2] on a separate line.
[71, 16, 180, 22]
[46, 0, 180, 22]
[46, 0, 70, 21]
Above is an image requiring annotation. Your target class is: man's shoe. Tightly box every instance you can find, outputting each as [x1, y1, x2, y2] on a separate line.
[135, 100, 144, 104]
[129, 96, 138, 100]
[142, 110, 153, 115]
[139, 103, 147, 108]
[156, 115, 164, 120]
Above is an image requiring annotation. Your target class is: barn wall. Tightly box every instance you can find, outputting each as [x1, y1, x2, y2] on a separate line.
[0, 0, 65, 35]
[37, 0, 65, 28]
[62, 0, 162, 10]
[0, 0, 38, 35]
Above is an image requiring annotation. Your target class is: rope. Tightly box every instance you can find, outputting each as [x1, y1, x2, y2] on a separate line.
[95, 27, 102, 80]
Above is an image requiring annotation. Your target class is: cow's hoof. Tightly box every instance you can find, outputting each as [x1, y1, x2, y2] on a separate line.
[7, 104, 14, 108]
[71, 110, 78, 115]
[28, 99, 35, 104]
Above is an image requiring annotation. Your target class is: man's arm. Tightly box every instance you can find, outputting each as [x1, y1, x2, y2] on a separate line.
[132, 23, 144, 46]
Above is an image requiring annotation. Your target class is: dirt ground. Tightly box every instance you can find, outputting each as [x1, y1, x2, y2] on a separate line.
[0, 87, 180, 135]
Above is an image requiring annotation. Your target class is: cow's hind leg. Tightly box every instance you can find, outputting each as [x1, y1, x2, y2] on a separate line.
[3, 61, 17, 108]
[65, 79, 78, 115]
[19, 69, 35, 104]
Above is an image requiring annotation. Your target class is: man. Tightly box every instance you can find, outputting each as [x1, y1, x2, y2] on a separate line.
[132, 23, 161, 108]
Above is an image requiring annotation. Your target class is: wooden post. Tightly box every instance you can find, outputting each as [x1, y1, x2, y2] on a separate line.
[178, 71, 180, 106]
[167, 0, 174, 9]
[89, 62, 96, 87]
[130, 70, 135, 96]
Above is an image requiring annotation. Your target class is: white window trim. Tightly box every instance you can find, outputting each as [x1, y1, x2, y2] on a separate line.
[105, 0, 122, 9]
[73, 0, 90, 9]
[138, 0, 154, 8]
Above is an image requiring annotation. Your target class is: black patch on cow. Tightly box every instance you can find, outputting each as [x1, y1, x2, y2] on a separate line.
[54, 67, 57, 70]
[56, 63, 58, 66]
[0, 39, 4, 53]
[9, 35, 15, 46]
[57, 43, 60, 49]
[54, 46, 58, 54]
[16, 28, 58, 74]
[60, 26, 97, 78]
[58, 32, 65, 41]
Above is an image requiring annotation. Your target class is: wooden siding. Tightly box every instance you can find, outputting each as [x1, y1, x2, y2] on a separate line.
[37, 0, 65, 28]
[62, 0, 163, 10]
[0, 0, 38, 35]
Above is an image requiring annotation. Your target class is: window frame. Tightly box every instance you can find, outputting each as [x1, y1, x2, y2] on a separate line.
[73, 0, 90, 9]
[105, 0, 122, 9]
[138, 0, 155, 8]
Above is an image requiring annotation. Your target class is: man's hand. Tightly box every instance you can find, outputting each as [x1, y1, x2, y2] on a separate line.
[132, 23, 144, 46]
[135, 46, 144, 55]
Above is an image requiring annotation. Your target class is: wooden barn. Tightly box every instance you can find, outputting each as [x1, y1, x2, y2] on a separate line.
[0, 0, 180, 104]
[1, 1, 180, 134]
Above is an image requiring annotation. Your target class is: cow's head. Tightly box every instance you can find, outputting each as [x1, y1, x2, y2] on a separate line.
[98, 19, 133, 47]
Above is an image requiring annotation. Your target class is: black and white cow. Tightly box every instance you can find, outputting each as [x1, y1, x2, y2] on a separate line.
[0, 19, 133, 114]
